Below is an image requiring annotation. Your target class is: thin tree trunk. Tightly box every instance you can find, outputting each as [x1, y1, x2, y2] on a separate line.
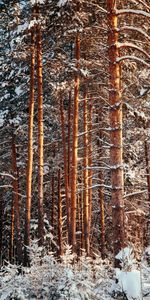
[36, 5, 44, 246]
[88, 98, 93, 245]
[51, 173, 55, 230]
[68, 91, 72, 185]
[60, 96, 71, 244]
[98, 176, 105, 259]
[58, 169, 63, 256]
[71, 33, 80, 252]
[0, 185, 4, 267]
[107, 0, 124, 263]
[9, 196, 14, 264]
[83, 91, 90, 255]
[144, 126, 150, 205]
[12, 137, 22, 265]
[24, 25, 35, 266]
[98, 111, 106, 259]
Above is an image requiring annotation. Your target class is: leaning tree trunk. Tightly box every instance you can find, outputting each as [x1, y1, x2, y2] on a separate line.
[36, 6, 44, 246]
[107, 0, 125, 264]
[24, 24, 35, 266]
[12, 136, 22, 265]
[71, 32, 80, 252]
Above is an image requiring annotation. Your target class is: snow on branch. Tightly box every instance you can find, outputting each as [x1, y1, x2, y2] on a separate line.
[57, 0, 68, 7]
[124, 190, 147, 198]
[118, 42, 150, 59]
[0, 172, 17, 180]
[119, 26, 150, 41]
[116, 56, 150, 67]
[30, 0, 45, 4]
[116, 9, 150, 18]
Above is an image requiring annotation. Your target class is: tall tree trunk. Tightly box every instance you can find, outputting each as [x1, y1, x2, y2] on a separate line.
[71, 33, 80, 252]
[24, 25, 35, 266]
[98, 109, 105, 259]
[107, 0, 124, 263]
[60, 97, 71, 244]
[58, 169, 63, 256]
[88, 98, 93, 245]
[83, 91, 90, 255]
[12, 137, 22, 265]
[36, 5, 44, 246]
[144, 126, 150, 205]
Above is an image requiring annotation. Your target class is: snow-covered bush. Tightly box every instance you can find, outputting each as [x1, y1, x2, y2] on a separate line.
[0, 243, 114, 300]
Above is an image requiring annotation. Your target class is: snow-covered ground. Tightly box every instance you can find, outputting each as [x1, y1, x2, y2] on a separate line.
[0, 245, 149, 300]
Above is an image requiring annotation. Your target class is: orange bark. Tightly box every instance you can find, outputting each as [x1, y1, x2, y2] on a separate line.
[71, 33, 80, 252]
[24, 25, 35, 266]
[83, 91, 90, 255]
[107, 0, 124, 261]
[88, 98, 93, 244]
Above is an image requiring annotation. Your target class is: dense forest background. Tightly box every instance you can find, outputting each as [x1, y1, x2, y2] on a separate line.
[0, 0, 150, 299]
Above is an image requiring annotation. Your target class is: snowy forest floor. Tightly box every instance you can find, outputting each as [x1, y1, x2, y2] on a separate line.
[0, 245, 150, 300]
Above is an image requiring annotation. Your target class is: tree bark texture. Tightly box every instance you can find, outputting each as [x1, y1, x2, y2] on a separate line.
[71, 33, 80, 252]
[107, 0, 125, 262]
[83, 91, 90, 255]
[88, 98, 93, 244]
[36, 7, 44, 246]
[24, 25, 35, 266]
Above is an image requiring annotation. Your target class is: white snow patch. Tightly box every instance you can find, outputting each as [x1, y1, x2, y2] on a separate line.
[57, 0, 68, 7]
[15, 86, 22, 96]
[30, 0, 45, 4]
[0, 110, 8, 127]
[116, 269, 142, 300]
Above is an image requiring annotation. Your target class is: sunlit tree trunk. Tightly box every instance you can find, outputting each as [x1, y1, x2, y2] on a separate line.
[24, 24, 35, 266]
[12, 136, 22, 264]
[83, 91, 90, 255]
[71, 33, 80, 252]
[107, 0, 124, 263]
[36, 5, 44, 246]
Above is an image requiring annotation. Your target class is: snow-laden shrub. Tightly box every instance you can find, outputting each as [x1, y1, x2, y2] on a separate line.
[0, 242, 116, 300]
